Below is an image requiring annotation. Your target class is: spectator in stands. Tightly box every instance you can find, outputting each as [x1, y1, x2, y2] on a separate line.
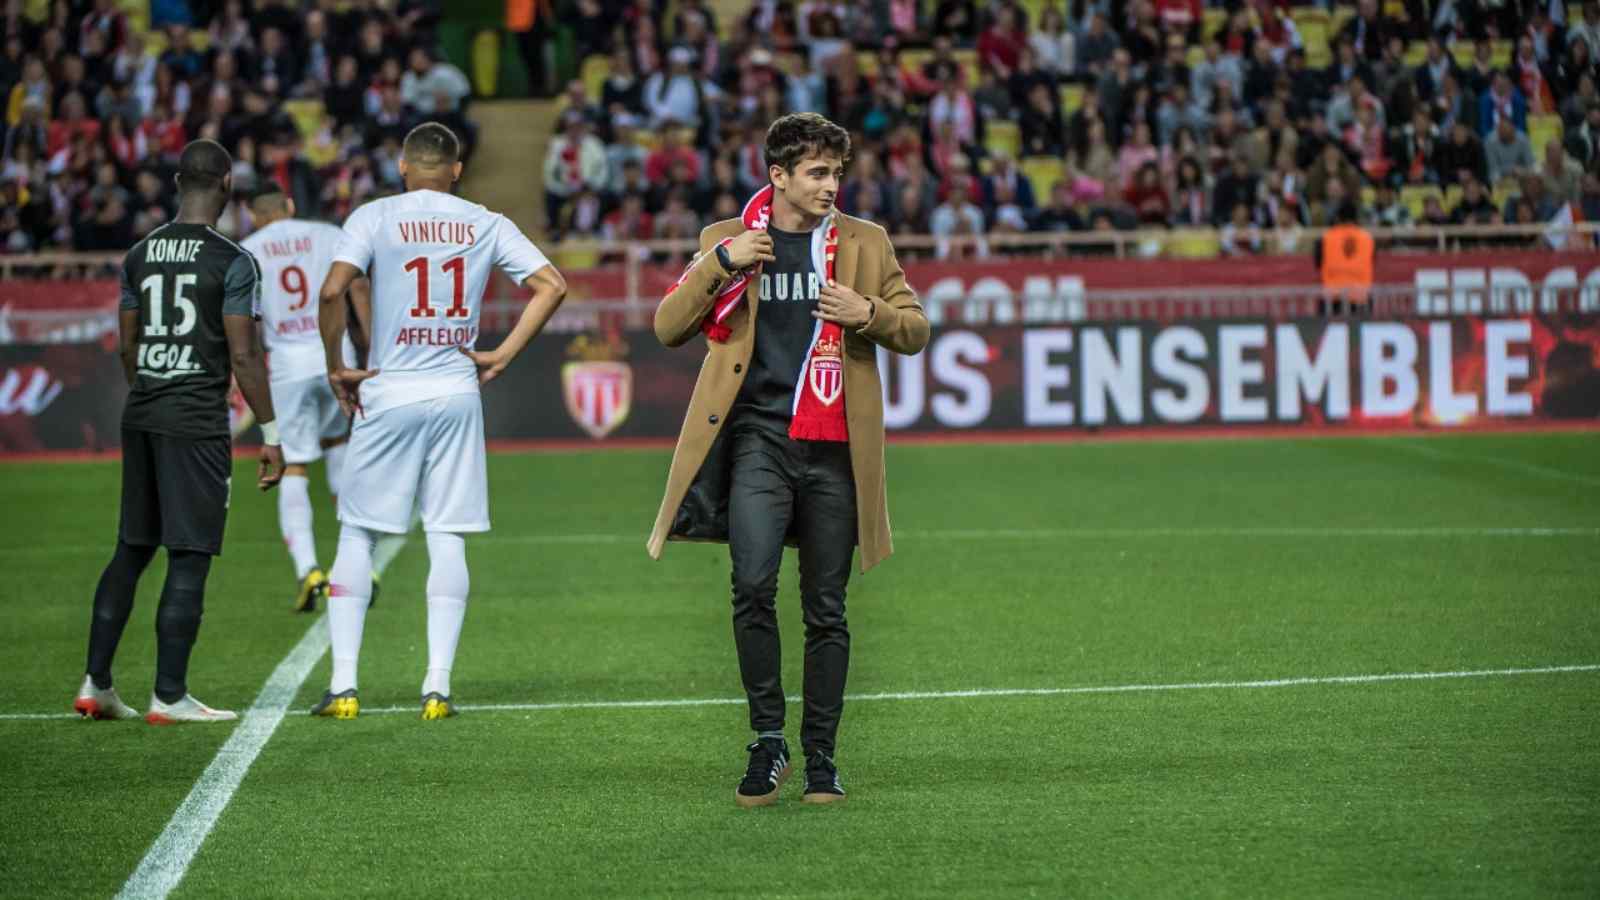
[931, 0, 980, 43]
[1581, 172, 1600, 221]
[1031, 6, 1075, 78]
[1364, 182, 1414, 228]
[1539, 139, 1586, 203]
[928, 65, 978, 144]
[888, 180, 932, 235]
[1345, 104, 1391, 182]
[1433, 118, 1489, 186]
[1480, 72, 1528, 136]
[1257, 99, 1300, 168]
[1449, 175, 1499, 224]
[989, 175, 1030, 234]
[1078, 118, 1118, 192]
[644, 45, 717, 132]
[402, 47, 471, 116]
[1170, 155, 1210, 226]
[1573, 3, 1600, 60]
[1019, 81, 1065, 156]
[977, 6, 1027, 79]
[1327, 39, 1374, 97]
[1220, 202, 1263, 254]
[1560, 73, 1597, 128]
[1485, 115, 1535, 185]
[930, 178, 988, 259]
[1078, 12, 1120, 78]
[1392, 107, 1441, 184]
[1512, 36, 1556, 115]
[1413, 38, 1456, 105]
[1509, 172, 1560, 221]
[1034, 180, 1087, 232]
[1567, 102, 1600, 166]
[644, 123, 702, 184]
[1211, 155, 1258, 227]
[602, 192, 654, 245]
[1124, 160, 1170, 225]
[982, 151, 1035, 215]
[973, 65, 1014, 123]
[544, 109, 608, 237]
[1419, 194, 1451, 226]
[1306, 142, 1363, 214]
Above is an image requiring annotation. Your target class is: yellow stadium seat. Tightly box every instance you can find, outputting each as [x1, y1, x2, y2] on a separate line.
[1442, 184, 1464, 210]
[855, 50, 879, 77]
[1167, 229, 1220, 259]
[952, 48, 979, 88]
[580, 54, 610, 101]
[471, 29, 499, 97]
[1402, 40, 1428, 66]
[1186, 46, 1205, 67]
[280, 99, 325, 138]
[1529, 114, 1563, 157]
[1019, 156, 1066, 204]
[552, 247, 600, 270]
[1330, 7, 1356, 36]
[1491, 40, 1512, 67]
[1299, 21, 1330, 68]
[1203, 8, 1227, 38]
[1060, 83, 1084, 113]
[1491, 183, 1514, 208]
[1017, 0, 1051, 28]
[1400, 185, 1442, 220]
[985, 121, 1021, 159]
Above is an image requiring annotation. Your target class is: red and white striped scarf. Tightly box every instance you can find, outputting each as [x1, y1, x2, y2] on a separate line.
[664, 185, 849, 442]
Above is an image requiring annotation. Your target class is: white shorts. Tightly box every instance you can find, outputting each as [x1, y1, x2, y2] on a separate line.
[270, 375, 349, 464]
[338, 392, 488, 534]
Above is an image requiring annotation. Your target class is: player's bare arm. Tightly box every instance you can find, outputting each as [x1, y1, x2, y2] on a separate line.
[460, 264, 568, 385]
[347, 276, 373, 356]
[118, 308, 140, 386]
[223, 313, 284, 490]
[319, 260, 378, 415]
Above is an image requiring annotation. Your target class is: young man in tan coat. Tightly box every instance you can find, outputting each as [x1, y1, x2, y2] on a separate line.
[647, 113, 929, 807]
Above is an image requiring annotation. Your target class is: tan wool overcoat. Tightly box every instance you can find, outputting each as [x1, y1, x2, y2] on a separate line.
[645, 213, 930, 572]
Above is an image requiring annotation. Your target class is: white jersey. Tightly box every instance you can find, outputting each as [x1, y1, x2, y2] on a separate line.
[242, 218, 347, 384]
[332, 189, 550, 417]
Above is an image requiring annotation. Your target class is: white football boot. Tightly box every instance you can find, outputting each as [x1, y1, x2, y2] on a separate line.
[73, 675, 140, 720]
[145, 694, 239, 725]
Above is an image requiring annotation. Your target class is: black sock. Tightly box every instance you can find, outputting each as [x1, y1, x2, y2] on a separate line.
[86, 541, 157, 689]
[154, 550, 211, 704]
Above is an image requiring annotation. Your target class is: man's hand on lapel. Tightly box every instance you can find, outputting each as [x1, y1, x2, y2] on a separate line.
[816, 280, 873, 328]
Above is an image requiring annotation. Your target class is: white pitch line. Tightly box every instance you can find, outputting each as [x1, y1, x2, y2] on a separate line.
[113, 619, 328, 900]
[6, 662, 1598, 724]
[350, 663, 1600, 717]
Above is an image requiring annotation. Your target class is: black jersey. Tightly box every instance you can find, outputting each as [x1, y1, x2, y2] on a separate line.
[119, 223, 260, 439]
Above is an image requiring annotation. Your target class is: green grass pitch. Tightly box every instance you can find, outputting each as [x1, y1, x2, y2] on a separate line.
[1, 432, 1596, 898]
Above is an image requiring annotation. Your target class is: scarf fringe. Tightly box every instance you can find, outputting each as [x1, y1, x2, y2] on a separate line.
[787, 416, 849, 442]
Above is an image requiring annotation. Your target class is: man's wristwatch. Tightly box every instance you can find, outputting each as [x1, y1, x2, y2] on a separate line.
[714, 243, 734, 272]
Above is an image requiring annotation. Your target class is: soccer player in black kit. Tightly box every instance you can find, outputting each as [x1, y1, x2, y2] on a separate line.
[73, 140, 286, 724]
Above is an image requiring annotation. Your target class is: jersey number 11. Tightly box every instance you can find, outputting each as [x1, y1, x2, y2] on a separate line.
[404, 256, 468, 319]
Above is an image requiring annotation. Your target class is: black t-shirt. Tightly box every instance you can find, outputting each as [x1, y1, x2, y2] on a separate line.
[731, 225, 821, 435]
[119, 223, 260, 439]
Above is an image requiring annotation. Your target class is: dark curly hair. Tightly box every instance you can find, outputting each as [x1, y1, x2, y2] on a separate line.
[763, 112, 852, 175]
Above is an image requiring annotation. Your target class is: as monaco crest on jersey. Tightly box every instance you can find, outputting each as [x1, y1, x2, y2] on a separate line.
[561, 334, 633, 439]
[807, 332, 843, 407]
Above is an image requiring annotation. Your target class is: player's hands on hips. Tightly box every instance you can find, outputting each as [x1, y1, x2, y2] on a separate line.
[724, 230, 776, 270]
[815, 281, 872, 328]
[258, 443, 285, 491]
[459, 347, 509, 385]
[329, 366, 379, 417]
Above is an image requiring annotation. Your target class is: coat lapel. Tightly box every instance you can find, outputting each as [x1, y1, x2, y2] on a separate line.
[834, 221, 860, 289]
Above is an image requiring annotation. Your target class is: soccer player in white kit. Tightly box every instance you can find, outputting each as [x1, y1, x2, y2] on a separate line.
[312, 123, 567, 720]
[241, 185, 364, 612]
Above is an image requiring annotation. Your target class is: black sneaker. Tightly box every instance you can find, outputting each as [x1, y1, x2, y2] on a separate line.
[801, 751, 845, 804]
[735, 737, 790, 808]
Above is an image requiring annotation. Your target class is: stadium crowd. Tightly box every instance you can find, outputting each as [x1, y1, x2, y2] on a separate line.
[3, 0, 1600, 259]
[545, 0, 1600, 255]
[0, 0, 470, 254]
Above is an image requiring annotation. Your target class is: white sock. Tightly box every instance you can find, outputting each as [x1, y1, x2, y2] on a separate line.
[422, 531, 469, 698]
[324, 443, 347, 498]
[278, 475, 317, 579]
[327, 525, 375, 693]
[372, 532, 408, 579]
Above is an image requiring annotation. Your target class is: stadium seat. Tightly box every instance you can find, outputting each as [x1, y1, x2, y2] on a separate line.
[1330, 6, 1356, 36]
[1403, 40, 1428, 66]
[551, 246, 600, 270]
[1360, 186, 1377, 208]
[580, 54, 610, 101]
[472, 29, 500, 97]
[1529, 114, 1563, 157]
[1298, 20, 1330, 67]
[1400, 185, 1442, 219]
[1203, 8, 1227, 38]
[1166, 229, 1220, 258]
[985, 121, 1021, 159]
[1017, 0, 1051, 28]
[1019, 156, 1065, 204]
[855, 50, 879, 77]
[1060, 83, 1084, 113]
[1442, 184, 1464, 210]
[281, 100, 324, 134]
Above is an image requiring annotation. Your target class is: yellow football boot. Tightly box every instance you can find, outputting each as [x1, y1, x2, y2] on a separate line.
[310, 689, 359, 719]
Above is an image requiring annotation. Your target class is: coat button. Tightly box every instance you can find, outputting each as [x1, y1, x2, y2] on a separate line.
[733, 363, 742, 373]
[708, 414, 720, 425]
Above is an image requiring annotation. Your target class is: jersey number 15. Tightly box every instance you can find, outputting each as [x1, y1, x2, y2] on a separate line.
[140, 273, 198, 337]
